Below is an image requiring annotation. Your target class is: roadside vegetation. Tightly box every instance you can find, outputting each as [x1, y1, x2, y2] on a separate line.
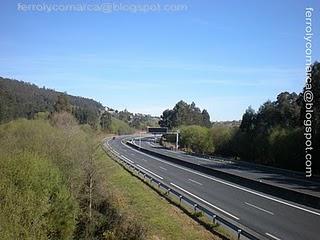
[99, 150, 224, 240]
[1, 76, 221, 240]
[0, 114, 146, 239]
[0, 112, 225, 239]
[160, 62, 320, 174]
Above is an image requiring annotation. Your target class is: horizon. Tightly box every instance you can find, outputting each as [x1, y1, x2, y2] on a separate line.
[1, 0, 319, 120]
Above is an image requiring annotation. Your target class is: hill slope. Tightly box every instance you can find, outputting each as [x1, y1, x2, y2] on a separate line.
[0, 77, 104, 126]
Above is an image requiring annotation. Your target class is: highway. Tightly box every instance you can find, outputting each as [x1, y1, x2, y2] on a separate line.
[138, 137, 320, 199]
[105, 136, 320, 240]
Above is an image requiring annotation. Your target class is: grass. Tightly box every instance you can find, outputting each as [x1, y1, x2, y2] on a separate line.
[97, 147, 227, 240]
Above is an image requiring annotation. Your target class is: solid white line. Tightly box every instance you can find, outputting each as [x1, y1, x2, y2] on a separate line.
[170, 182, 239, 220]
[120, 139, 320, 216]
[136, 164, 163, 180]
[120, 155, 134, 164]
[113, 150, 119, 155]
[245, 202, 274, 215]
[266, 232, 281, 240]
[198, 158, 212, 162]
[188, 178, 203, 186]
[159, 166, 167, 171]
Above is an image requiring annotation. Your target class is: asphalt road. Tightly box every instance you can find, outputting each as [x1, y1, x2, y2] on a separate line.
[138, 136, 320, 199]
[105, 136, 320, 240]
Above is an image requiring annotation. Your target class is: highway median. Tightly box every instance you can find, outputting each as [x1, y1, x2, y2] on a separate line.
[126, 139, 320, 210]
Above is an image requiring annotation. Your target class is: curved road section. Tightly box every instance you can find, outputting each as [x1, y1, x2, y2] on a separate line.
[139, 136, 320, 200]
[105, 136, 320, 240]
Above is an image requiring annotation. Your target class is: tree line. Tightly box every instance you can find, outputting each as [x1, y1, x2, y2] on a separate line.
[160, 62, 320, 174]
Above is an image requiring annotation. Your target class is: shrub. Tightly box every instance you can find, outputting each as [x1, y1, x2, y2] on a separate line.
[0, 151, 77, 240]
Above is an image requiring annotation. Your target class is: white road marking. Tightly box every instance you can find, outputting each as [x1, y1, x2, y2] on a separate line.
[198, 158, 211, 162]
[245, 202, 274, 215]
[136, 164, 163, 180]
[188, 178, 203, 186]
[170, 183, 239, 220]
[120, 155, 134, 164]
[159, 166, 167, 171]
[266, 232, 281, 240]
[119, 139, 320, 217]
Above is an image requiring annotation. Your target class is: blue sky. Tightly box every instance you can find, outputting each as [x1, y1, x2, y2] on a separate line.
[0, 0, 319, 120]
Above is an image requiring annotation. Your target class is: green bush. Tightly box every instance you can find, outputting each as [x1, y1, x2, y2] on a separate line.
[268, 127, 304, 170]
[0, 151, 77, 240]
[0, 116, 145, 239]
[210, 126, 237, 156]
[179, 125, 214, 154]
[110, 117, 134, 135]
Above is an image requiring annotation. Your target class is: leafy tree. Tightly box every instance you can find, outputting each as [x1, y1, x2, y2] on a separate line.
[159, 101, 211, 128]
[159, 109, 175, 128]
[54, 94, 71, 113]
[179, 125, 213, 154]
[100, 111, 112, 131]
[117, 109, 131, 122]
[239, 106, 256, 131]
[201, 109, 211, 127]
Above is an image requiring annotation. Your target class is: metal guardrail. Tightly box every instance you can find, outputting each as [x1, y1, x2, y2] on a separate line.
[102, 139, 267, 240]
[129, 137, 320, 210]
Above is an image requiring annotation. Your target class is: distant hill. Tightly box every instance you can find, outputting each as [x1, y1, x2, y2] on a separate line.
[0, 77, 104, 125]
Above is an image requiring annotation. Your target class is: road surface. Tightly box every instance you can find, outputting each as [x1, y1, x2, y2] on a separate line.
[138, 136, 320, 199]
[105, 136, 320, 240]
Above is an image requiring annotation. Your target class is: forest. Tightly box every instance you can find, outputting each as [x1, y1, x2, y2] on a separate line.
[0, 77, 104, 127]
[0, 77, 158, 134]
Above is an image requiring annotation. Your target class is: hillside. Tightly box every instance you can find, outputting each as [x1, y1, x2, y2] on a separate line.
[0, 77, 104, 126]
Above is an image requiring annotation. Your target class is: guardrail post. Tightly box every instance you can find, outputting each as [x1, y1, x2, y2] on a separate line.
[212, 214, 216, 225]
[194, 204, 198, 213]
[237, 229, 242, 239]
[167, 188, 171, 195]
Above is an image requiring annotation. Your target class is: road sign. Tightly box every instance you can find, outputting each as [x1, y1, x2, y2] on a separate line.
[147, 127, 168, 134]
